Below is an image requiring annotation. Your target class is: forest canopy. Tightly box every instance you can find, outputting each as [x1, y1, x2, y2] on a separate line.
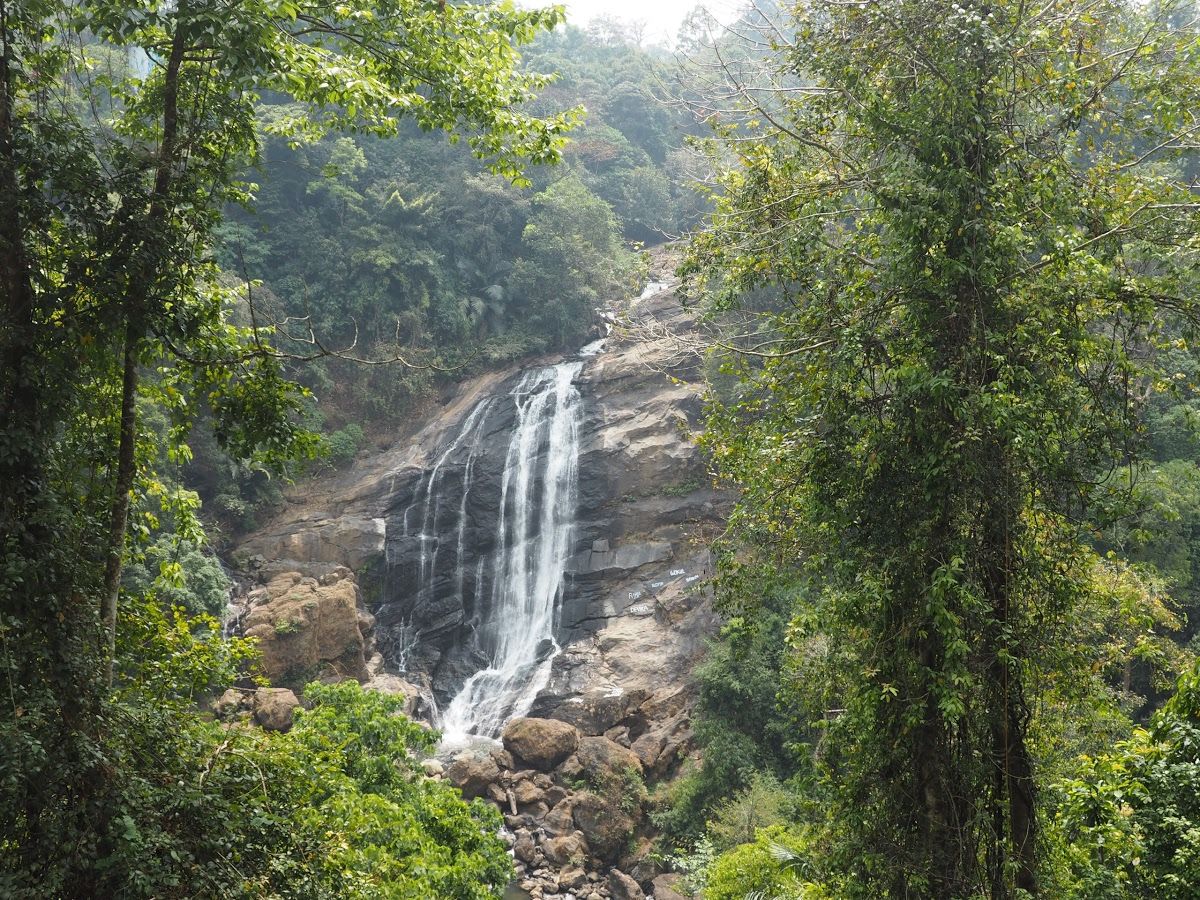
[0, 1, 628, 894]
[666, 0, 1200, 898]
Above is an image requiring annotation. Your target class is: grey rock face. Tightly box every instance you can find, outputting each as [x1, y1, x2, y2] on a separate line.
[230, 275, 733, 883]
[373, 287, 728, 739]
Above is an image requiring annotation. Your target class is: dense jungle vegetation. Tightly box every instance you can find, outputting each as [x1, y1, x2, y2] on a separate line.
[663, 1, 1200, 898]
[200, 21, 705, 535]
[5, 0, 1200, 897]
[0, 1, 691, 894]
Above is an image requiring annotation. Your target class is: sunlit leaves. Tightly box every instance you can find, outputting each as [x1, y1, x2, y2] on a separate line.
[689, 0, 1200, 893]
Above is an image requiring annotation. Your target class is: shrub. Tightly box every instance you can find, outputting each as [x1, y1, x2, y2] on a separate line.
[704, 826, 827, 900]
[326, 423, 364, 467]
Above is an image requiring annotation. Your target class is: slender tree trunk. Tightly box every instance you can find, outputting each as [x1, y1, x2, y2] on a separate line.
[985, 627, 1038, 897]
[98, 19, 186, 679]
[101, 326, 139, 681]
[1005, 705, 1037, 895]
[980, 467, 1037, 898]
[917, 516, 973, 897]
[0, 0, 36, 429]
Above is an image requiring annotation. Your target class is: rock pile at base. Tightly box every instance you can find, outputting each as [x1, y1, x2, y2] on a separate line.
[213, 686, 301, 731]
[444, 716, 689, 900]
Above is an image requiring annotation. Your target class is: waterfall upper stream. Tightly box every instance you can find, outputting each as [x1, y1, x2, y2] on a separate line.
[386, 358, 585, 745]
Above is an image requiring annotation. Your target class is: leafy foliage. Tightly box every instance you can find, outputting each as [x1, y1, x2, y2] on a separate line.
[122, 537, 231, 618]
[1, 676, 510, 898]
[703, 826, 827, 900]
[1050, 661, 1200, 898]
[654, 578, 802, 844]
[0, 0, 579, 894]
[682, 0, 1200, 895]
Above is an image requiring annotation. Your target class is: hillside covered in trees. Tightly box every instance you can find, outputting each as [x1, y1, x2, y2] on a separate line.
[661, 1, 1200, 898]
[5, 0, 1200, 898]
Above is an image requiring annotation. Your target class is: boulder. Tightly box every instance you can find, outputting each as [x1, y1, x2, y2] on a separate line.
[557, 753, 584, 783]
[628, 854, 663, 886]
[503, 717, 579, 770]
[630, 730, 664, 770]
[558, 867, 588, 891]
[445, 753, 500, 799]
[573, 791, 635, 863]
[212, 688, 247, 719]
[513, 831, 537, 864]
[653, 726, 694, 779]
[605, 724, 631, 746]
[362, 672, 419, 717]
[512, 778, 545, 806]
[651, 874, 688, 900]
[542, 833, 587, 867]
[490, 747, 516, 770]
[576, 735, 643, 786]
[542, 798, 578, 837]
[242, 570, 368, 686]
[608, 869, 645, 900]
[520, 800, 550, 821]
[252, 688, 300, 731]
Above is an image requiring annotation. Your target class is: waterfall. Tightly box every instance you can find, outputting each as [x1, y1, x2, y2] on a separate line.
[408, 399, 494, 614]
[384, 399, 493, 682]
[440, 360, 583, 745]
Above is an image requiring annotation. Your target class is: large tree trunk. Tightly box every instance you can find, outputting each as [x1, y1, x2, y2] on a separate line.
[0, 0, 37, 430]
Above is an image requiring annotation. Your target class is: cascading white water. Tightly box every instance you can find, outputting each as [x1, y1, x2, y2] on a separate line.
[440, 360, 583, 745]
[407, 399, 494, 613]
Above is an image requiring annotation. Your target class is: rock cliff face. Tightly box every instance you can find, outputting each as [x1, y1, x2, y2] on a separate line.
[231, 268, 730, 891]
[237, 275, 725, 716]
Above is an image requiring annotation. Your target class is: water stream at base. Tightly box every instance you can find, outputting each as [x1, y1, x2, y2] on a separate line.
[430, 359, 584, 746]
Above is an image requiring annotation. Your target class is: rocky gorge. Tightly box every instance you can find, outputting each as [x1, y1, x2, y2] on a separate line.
[225, 264, 730, 897]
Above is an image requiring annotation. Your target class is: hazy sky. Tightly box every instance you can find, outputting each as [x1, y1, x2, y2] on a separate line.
[524, 1, 743, 46]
